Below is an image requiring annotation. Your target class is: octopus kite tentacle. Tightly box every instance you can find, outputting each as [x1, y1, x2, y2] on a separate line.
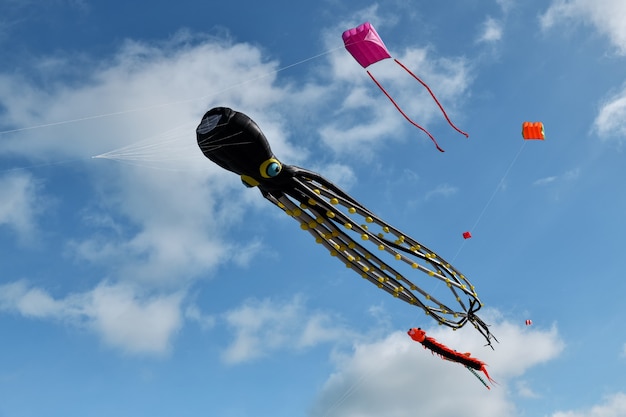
[196, 107, 496, 346]
[408, 328, 495, 389]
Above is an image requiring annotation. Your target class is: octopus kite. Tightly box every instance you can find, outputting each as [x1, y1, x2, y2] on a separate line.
[343, 22, 469, 152]
[196, 107, 495, 345]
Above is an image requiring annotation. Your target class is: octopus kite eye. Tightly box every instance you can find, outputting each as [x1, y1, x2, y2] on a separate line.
[260, 158, 282, 178]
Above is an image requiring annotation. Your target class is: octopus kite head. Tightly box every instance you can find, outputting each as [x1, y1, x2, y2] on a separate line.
[196, 107, 284, 187]
[407, 328, 426, 343]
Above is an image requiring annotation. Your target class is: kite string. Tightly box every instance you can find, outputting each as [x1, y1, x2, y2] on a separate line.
[423, 140, 527, 305]
[0, 45, 347, 136]
[450, 140, 527, 262]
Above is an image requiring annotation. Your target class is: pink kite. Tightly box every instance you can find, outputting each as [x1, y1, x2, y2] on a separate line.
[342, 22, 469, 152]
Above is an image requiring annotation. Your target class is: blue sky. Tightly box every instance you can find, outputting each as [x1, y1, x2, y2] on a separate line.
[1, 0, 626, 416]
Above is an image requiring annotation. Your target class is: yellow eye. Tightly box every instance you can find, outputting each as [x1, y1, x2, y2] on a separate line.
[260, 158, 282, 178]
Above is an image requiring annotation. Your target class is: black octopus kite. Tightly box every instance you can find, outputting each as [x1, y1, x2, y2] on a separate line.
[196, 107, 495, 345]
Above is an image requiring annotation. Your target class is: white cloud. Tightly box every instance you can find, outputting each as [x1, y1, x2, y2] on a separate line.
[550, 393, 626, 417]
[425, 183, 459, 200]
[533, 176, 557, 186]
[533, 168, 580, 186]
[477, 17, 503, 43]
[541, 0, 626, 55]
[0, 172, 43, 244]
[593, 84, 626, 141]
[310, 316, 564, 417]
[221, 295, 352, 364]
[0, 280, 183, 355]
[0, 34, 309, 289]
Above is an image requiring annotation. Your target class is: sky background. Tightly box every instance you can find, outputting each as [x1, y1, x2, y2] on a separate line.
[1, 0, 626, 416]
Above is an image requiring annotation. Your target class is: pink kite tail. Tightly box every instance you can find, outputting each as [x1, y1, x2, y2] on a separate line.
[366, 70, 445, 152]
[394, 59, 469, 139]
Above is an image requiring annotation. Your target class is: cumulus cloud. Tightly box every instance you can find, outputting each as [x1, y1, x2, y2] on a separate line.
[477, 17, 503, 43]
[0, 172, 43, 244]
[221, 295, 353, 364]
[541, 0, 626, 55]
[310, 316, 564, 417]
[593, 84, 626, 141]
[0, 280, 183, 355]
[550, 392, 626, 417]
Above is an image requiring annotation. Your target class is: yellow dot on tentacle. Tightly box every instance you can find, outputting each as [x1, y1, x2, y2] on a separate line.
[410, 284, 417, 290]
[300, 203, 308, 209]
[313, 189, 321, 195]
[308, 220, 317, 228]
[398, 235, 405, 243]
[330, 198, 339, 205]
[333, 243, 341, 250]
[361, 224, 368, 230]
[377, 233, 384, 239]
[364, 253, 371, 260]
[316, 217, 324, 224]
[362, 266, 370, 272]
[428, 271, 434, 276]
[300, 223, 309, 230]
[285, 210, 293, 216]
[348, 242, 356, 249]
[331, 230, 339, 237]
[365, 216, 373, 223]
[315, 237, 323, 244]
[344, 223, 352, 229]
[361, 234, 369, 240]
[308, 198, 317, 206]
[394, 254, 401, 260]
[378, 245, 384, 250]
[348, 207, 356, 214]
[426, 295, 431, 300]
[326, 211, 335, 218]
[411, 263, 418, 269]
[383, 226, 390, 233]
[330, 250, 338, 257]
[347, 255, 355, 262]
[277, 202, 285, 209]
[293, 208, 302, 216]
